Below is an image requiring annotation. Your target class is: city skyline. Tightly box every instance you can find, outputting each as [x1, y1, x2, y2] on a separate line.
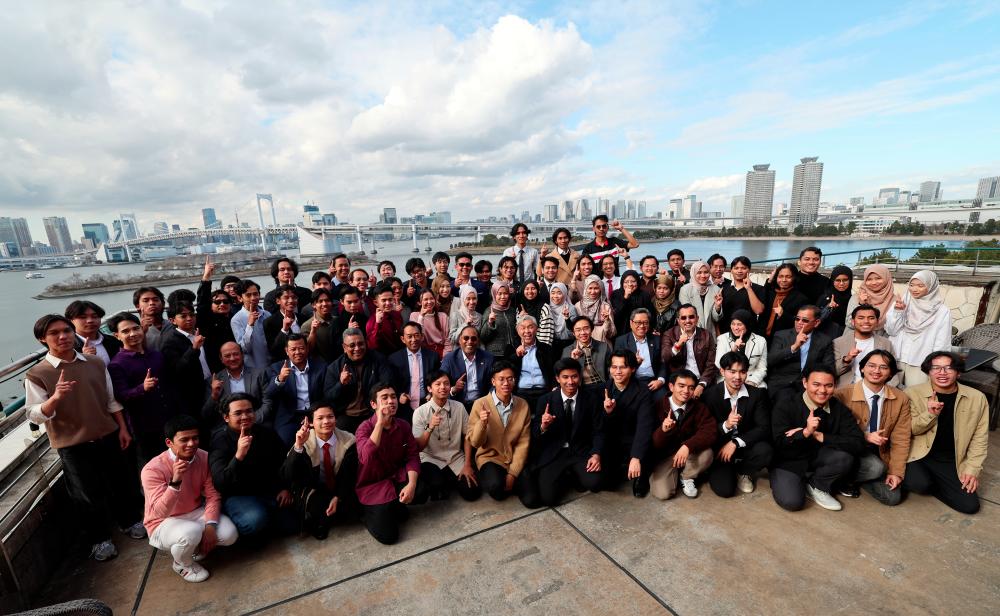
[3, 2, 999, 241]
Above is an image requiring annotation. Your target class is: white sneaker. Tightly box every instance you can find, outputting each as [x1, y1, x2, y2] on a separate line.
[805, 484, 842, 511]
[680, 478, 698, 498]
[172, 560, 210, 583]
[737, 474, 755, 494]
[89, 540, 118, 562]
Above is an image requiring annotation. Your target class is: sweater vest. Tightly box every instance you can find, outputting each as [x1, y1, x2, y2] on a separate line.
[25, 356, 118, 449]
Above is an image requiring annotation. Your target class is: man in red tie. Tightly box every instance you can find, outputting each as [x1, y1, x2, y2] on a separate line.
[280, 404, 359, 540]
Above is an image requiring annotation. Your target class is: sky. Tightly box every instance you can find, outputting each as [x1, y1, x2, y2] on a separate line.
[2, 0, 999, 241]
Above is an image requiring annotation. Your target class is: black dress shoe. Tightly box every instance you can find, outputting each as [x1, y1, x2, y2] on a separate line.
[633, 476, 650, 498]
[838, 485, 861, 498]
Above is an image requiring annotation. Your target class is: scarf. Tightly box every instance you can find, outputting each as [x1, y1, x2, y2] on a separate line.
[490, 281, 512, 314]
[652, 274, 677, 314]
[456, 285, 482, 328]
[903, 270, 944, 331]
[577, 274, 609, 324]
[547, 282, 576, 339]
[516, 281, 545, 320]
[859, 264, 894, 328]
[766, 286, 790, 337]
[824, 265, 853, 326]
[689, 261, 710, 297]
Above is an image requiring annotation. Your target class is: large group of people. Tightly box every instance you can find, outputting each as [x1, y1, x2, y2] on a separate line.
[25, 214, 990, 584]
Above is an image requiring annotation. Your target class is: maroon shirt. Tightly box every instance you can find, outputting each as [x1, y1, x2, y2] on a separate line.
[355, 415, 420, 505]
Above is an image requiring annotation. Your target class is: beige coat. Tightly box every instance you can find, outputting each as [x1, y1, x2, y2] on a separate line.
[537, 247, 581, 286]
[834, 383, 911, 478]
[467, 394, 531, 478]
[907, 382, 989, 478]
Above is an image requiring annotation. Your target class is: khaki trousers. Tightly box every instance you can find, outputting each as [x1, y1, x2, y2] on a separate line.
[650, 448, 713, 500]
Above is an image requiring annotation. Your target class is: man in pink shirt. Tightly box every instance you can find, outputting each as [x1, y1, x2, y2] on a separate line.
[141, 415, 238, 582]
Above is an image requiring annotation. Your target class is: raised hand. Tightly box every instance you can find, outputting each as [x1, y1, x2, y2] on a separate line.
[845, 346, 861, 363]
[600, 304, 611, 321]
[714, 292, 723, 308]
[603, 389, 616, 414]
[562, 306, 570, 318]
[202, 255, 215, 281]
[81, 343, 97, 356]
[677, 331, 690, 347]
[294, 417, 310, 449]
[52, 369, 77, 403]
[515, 344, 526, 358]
[570, 345, 582, 360]
[143, 368, 158, 392]
[453, 373, 466, 393]
[858, 288, 870, 304]
[927, 392, 943, 416]
[235, 426, 253, 460]
[726, 407, 741, 430]
[803, 408, 820, 437]
[171, 457, 189, 484]
[894, 294, 906, 311]
[661, 414, 676, 433]
[282, 313, 295, 331]
[406, 284, 416, 297]
[140, 314, 155, 333]
[248, 309, 260, 326]
[348, 314, 359, 330]
[540, 403, 555, 432]
[210, 374, 223, 400]
[278, 360, 292, 383]
[479, 405, 490, 423]
[635, 352, 644, 366]
[773, 304, 783, 318]
[792, 330, 809, 351]
[611, 219, 623, 231]
[191, 328, 205, 350]
[340, 362, 353, 385]
[488, 309, 497, 325]
[828, 296, 839, 309]
[375, 307, 385, 324]
[428, 410, 443, 430]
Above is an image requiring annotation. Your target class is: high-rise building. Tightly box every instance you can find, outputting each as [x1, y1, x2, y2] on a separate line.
[597, 199, 610, 216]
[82, 223, 110, 245]
[919, 181, 941, 203]
[202, 208, 221, 229]
[574, 199, 590, 221]
[789, 156, 824, 228]
[877, 187, 900, 205]
[637, 201, 647, 218]
[43, 216, 73, 253]
[152, 222, 169, 235]
[612, 200, 626, 220]
[681, 195, 700, 219]
[171, 224, 181, 232]
[849, 197, 865, 207]
[561, 201, 575, 221]
[0, 217, 33, 254]
[544, 204, 558, 221]
[112, 217, 138, 241]
[743, 164, 775, 225]
[731, 195, 745, 220]
[667, 199, 682, 219]
[977, 176, 1000, 200]
[382, 208, 398, 224]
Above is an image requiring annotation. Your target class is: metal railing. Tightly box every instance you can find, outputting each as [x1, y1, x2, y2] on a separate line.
[750, 245, 1000, 276]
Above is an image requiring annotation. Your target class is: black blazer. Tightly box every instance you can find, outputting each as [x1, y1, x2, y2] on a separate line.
[602, 379, 656, 464]
[757, 287, 808, 339]
[159, 329, 208, 415]
[440, 348, 495, 402]
[530, 389, 604, 469]
[263, 311, 308, 364]
[510, 342, 556, 391]
[263, 284, 314, 315]
[767, 329, 835, 391]
[323, 353, 393, 412]
[701, 382, 771, 449]
[264, 359, 330, 446]
[387, 348, 441, 405]
[771, 391, 866, 476]
[201, 366, 272, 427]
[195, 280, 235, 374]
[73, 333, 122, 362]
[614, 333, 666, 382]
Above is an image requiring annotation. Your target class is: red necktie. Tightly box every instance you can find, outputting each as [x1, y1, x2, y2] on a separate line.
[607, 279, 613, 296]
[322, 442, 335, 491]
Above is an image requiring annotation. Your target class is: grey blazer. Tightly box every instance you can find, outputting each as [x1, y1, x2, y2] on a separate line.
[202, 367, 273, 426]
[832, 332, 897, 389]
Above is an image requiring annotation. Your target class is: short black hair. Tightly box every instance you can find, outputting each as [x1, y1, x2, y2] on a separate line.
[285, 332, 306, 347]
[33, 314, 75, 344]
[510, 223, 530, 237]
[167, 300, 196, 319]
[432, 251, 450, 263]
[639, 255, 658, 267]
[541, 255, 560, 269]
[677, 303, 698, 315]
[797, 304, 821, 320]
[368, 381, 397, 403]
[164, 414, 199, 441]
[851, 303, 881, 319]
[167, 288, 196, 308]
[405, 257, 426, 275]
[312, 271, 332, 285]
[553, 357, 582, 376]
[802, 364, 837, 381]
[708, 253, 727, 267]
[474, 259, 493, 273]
[800, 246, 822, 258]
[374, 281, 394, 296]
[667, 249, 685, 260]
[132, 286, 164, 307]
[331, 253, 350, 266]
[731, 256, 751, 269]
[591, 214, 609, 226]
[609, 349, 639, 369]
[455, 252, 473, 263]
[222, 392, 257, 416]
[236, 279, 260, 295]
[669, 369, 698, 385]
[570, 315, 593, 329]
[311, 287, 334, 304]
[338, 285, 361, 300]
[859, 349, 898, 376]
[65, 300, 105, 320]
[402, 321, 423, 334]
[308, 401, 336, 421]
[719, 351, 750, 372]
[275, 284, 299, 299]
[270, 257, 299, 282]
[921, 351, 965, 375]
[491, 360, 517, 379]
[220, 275, 241, 288]
[107, 312, 140, 333]
[377, 260, 396, 273]
[772, 263, 798, 287]
[552, 227, 571, 243]
[425, 369, 451, 386]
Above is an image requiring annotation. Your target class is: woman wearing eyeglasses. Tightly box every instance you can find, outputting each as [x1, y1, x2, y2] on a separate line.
[196, 259, 236, 373]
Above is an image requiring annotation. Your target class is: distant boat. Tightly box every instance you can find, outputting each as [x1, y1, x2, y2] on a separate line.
[25, 272, 44, 279]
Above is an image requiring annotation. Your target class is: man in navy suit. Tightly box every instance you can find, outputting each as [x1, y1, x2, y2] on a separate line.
[614, 307, 667, 402]
[264, 334, 329, 446]
[387, 322, 441, 424]
[520, 358, 605, 507]
[441, 325, 494, 410]
[767, 305, 835, 391]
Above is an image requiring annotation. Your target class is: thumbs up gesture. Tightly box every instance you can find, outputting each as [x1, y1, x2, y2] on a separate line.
[278, 360, 292, 383]
[143, 368, 158, 392]
[603, 389, 616, 414]
[540, 403, 555, 432]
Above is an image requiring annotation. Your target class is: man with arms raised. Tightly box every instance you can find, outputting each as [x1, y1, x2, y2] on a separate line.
[581, 215, 639, 275]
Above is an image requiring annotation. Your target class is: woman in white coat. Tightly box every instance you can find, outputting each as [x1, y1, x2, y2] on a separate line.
[715, 309, 768, 388]
[884, 270, 952, 388]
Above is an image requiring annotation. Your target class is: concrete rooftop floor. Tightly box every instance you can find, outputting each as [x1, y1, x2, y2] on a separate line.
[29, 431, 1000, 616]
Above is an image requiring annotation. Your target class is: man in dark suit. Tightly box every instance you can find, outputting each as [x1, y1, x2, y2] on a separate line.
[602, 350, 656, 497]
[614, 308, 666, 402]
[263, 285, 308, 364]
[520, 358, 605, 507]
[767, 305, 835, 391]
[323, 328, 393, 433]
[264, 334, 330, 446]
[703, 351, 772, 497]
[159, 300, 210, 417]
[771, 365, 866, 512]
[203, 342, 272, 428]
[661, 304, 718, 398]
[441, 325, 495, 410]
[562, 316, 610, 393]
[511, 315, 555, 414]
[387, 322, 441, 424]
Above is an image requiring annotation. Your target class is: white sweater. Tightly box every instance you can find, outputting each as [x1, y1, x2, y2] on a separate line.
[714, 332, 768, 388]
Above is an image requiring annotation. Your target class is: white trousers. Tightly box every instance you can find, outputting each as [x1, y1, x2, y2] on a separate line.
[149, 507, 238, 566]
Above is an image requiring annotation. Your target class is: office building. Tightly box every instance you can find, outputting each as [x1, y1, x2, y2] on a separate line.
[743, 164, 775, 225]
[849, 197, 865, 208]
[637, 201, 647, 218]
[202, 208, 221, 230]
[788, 157, 824, 227]
[82, 223, 110, 245]
[171, 224, 181, 233]
[877, 187, 900, 205]
[919, 181, 941, 203]
[544, 203, 559, 221]
[667, 199, 682, 219]
[0, 217, 33, 255]
[731, 195, 745, 220]
[977, 176, 1000, 200]
[112, 217, 138, 241]
[560, 201, 574, 221]
[43, 216, 73, 253]
[382, 208, 398, 224]
[574, 199, 590, 221]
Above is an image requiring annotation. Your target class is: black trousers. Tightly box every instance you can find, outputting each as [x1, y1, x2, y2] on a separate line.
[902, 456, 980, 514]
[360, 483, 409, 545]
[301, 486, 359, 536]
[708, 441, 773, 498]
[336, 413, 370, 435]
[477, 461, 521, 501]
[57, 431, 144, 545]
[517, 387, 547, 417]
[414, 462, 481, 504]
[770, 447, 854, 511]
[519, 451, 603, 508]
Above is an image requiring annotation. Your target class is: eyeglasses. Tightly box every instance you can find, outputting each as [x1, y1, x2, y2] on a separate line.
[595, 224, 608, 229]
[928, 365, 957, 374]
[344, 342, 365, 348]
[631, 320, 650, 326]
[461, 336, 478, 341]
[678, 316, 697, 321]
[212, 299, 230, 305]
[794, 317, 814, 323]
[457, 262, 472, 268]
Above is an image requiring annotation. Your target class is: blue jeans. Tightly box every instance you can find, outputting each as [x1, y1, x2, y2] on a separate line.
[223, 496, 272, 537]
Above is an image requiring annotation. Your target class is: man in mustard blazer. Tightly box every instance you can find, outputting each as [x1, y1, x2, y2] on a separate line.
[833, 350, 911, 505]
[902, 351, 989, 514]
[467, 360, 531, 501]
[537, 228, 580, 286]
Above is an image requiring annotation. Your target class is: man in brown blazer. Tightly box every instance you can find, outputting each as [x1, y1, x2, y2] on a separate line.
[833, 305, 895, 389]
[833, 349, 911, 505]
[537, 228, 580, 286]
[661, 304, 718, 398]
[467, 360, 531, 501]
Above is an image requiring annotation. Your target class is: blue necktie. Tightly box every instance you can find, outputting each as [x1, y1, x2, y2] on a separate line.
[868, 394, 880, 433]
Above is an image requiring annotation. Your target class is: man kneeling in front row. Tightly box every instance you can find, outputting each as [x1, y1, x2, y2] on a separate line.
[142, 415, 238, 582]
[648, 370, 716, 500]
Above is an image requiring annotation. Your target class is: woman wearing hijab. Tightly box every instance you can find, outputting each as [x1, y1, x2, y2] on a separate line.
[818, 265, 852, 337]
[757, 263, 808, 341]
[479, 281, 518, 360]
[546, 282, 577, 353]
[714, 309, 768, 388]
[412, 289, 453, 359]
[517, 280, 554, 346]
[449, 284, 482, 344]
[610, 270, 652, 337]
[845, 264, 896, 335]
[678, 260, 723, 334]
[651, 273, 680, 336]
[574, 274, 617, 344]
[884, 270, 952, 388]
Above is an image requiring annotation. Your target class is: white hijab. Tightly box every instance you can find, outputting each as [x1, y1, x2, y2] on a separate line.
[902, 270, 943, 331]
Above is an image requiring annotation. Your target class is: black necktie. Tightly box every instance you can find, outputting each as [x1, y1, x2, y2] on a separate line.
[566, 398, 575, 422]
[868, 394, 880, 433]
[518, 249, 525, 283]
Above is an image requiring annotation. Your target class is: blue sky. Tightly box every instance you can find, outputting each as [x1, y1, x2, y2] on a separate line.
[3, 1, 999, 239]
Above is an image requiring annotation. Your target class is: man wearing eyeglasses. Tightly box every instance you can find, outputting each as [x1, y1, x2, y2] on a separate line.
[767, 305, 834, 391]
[323, 329, 393, 434]
[901, 351, 988, 514]
[581, 215, 638, 276]
[441, 326, 494, 411]
[614, 308, 667, 402]
[467, 361, 531, 501]
[450, 252, 488, 310]
[661, 304, 718, 399]
[537, 228, 580, 286]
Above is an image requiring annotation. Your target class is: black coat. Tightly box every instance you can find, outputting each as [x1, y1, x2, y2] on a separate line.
[209, 423, 288, 498]
[757, 287, 808, 339]
[263, 284, 314, 315]
[73, 332, 122, 362]
[264, 359, 330, 446]
[387, 348, 441, 406]
[195, 280, 235, 374]
[159, 329, 208, 415]
[263, 311, 308, 364]
[767, 329, 835, 391]
[323, 353, 393, 413]
[614, 333, 667, 382]
[602, 379, 656, 464]
[510, 342, 556, 392]
[701, 382, 771, 449]
[530, 389, 604, 469]
[771, 391, 866, 476]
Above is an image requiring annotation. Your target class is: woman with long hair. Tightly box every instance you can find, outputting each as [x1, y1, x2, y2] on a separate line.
[496, 256, 519, 294]
[884, 270, 952, 388]
[678, 260, 723, 334]
[516, 280, 554, 346]
[715, 309, 768, 388]
[479, 281, 518, 360]
[448, 284, 482, 344]
[432, 275, 454, 315]
[610, 270, 652, 336]
[651, 273, 680, 336]
[845, 264, 895, 335]
[573, 274, 617, 344]
[758, 263, 808, 340]
[411, 289, 453, 359]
